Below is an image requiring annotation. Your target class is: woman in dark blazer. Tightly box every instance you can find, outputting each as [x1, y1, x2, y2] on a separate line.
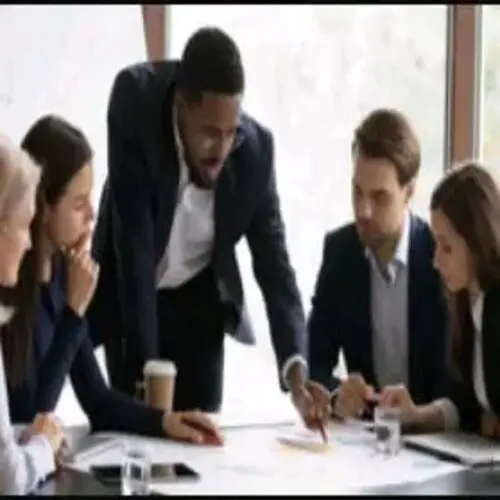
[5, 114, 221, 445]
[379, 161, 500, 437]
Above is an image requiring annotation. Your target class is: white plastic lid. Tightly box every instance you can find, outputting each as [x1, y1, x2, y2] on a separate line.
[143, 360, 177, 377]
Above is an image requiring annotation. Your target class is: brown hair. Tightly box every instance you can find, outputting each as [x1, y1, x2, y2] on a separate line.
[430, 161, 500, 376]
[2, 115, 93, 387]
[352, 108, 421, 185]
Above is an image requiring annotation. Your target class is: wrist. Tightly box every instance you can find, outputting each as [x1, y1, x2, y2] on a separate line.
[286, 362, 306, 393]
[161, 411, 173, 436]
[405, 404, 425, 427]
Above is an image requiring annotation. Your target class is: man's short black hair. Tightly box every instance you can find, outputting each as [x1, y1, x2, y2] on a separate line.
[177, 26, 244, 102]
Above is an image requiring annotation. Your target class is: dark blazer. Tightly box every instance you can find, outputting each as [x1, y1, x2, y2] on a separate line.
[90, 60, 306, 391]
[449, 286, 500, 433]
[8, 256, 165, 436]
[308, 215, 449, 404]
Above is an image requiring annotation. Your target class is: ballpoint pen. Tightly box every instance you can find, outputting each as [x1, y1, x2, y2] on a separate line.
[307, 415, 328, 444]
[318, 420, 328, 444]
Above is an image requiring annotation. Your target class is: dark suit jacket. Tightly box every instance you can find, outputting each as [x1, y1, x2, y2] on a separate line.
[449, 285, 500, 433]
[8, 256, 164, 436]
[90, 60, 306, 391]
[308, 215, 449, 404]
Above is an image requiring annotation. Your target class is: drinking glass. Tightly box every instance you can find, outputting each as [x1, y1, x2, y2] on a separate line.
[121, 443, 151, 495]
[373, 406, 401, 456]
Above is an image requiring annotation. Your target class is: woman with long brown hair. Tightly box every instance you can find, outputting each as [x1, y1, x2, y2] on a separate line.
[6, 115, 221, 445]
[0, 136, 64, 494]
[379, 161, 500, 436]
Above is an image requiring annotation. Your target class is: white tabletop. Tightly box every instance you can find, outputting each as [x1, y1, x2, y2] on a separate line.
[65, 420, 465, 495]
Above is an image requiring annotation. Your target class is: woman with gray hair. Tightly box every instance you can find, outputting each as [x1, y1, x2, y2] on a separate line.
[0, 135, 63, 494]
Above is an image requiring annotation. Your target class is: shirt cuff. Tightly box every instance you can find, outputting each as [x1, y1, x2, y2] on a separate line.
[281, 354, 308, 390]
[22, 434, 56, 492]
[433, 397, 460, 431]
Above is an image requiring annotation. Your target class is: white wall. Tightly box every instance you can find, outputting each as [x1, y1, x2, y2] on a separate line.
[0, 5, 146, 425]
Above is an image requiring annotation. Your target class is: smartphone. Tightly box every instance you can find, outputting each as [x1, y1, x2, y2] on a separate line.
[91, 463, 200, 485]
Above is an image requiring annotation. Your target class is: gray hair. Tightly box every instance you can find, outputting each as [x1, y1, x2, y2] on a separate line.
[0, 134, 40, 223]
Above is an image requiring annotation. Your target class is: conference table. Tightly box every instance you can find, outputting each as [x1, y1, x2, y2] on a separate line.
[33, 419, 500, 495]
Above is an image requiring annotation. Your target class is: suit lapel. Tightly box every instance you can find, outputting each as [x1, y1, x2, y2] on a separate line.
[213, 157, 236, 266]
[407, 215, 425, 399]
[152, 83, 180, 263]
[351, 231, 376, 386]
[482, 287, 500, 414]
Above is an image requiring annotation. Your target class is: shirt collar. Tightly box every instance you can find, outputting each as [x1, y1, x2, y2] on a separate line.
[393, 211, 411, 267]
[364, 211, 411, 284]
[364, 211, 412, 267]
[172, 104, 189, 188]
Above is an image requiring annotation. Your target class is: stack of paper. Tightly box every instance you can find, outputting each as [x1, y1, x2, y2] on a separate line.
[404, 432, 500, 466]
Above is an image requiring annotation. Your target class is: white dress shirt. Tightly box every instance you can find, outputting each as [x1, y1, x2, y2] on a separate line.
[437, 292, 491, 430]
[0, 305, 55, 494]
[155, 108, 306, 387]
[155, 108, 214, 289]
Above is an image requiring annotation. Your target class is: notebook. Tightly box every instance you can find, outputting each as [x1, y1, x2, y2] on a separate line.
[404, 432, 500, 467]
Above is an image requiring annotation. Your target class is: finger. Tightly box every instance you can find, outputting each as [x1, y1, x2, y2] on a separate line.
[308, 383, 332, 411]
[52, 414, 63, 429]
[345, 379, 368, 404]
[339, 395, 361, 418]
[171, 421, 204, 445]
[71, 230, 92, 256]
[307, 380, 330, 399]
[379, 387, 396, 407]
[379, 390, 395, 408]
[181, 411, 223, 443]
[337, 396, 351, 419]
[348, 372, 366, 392]
[342, 386, 366, 415]
[365, 385, 376, 401]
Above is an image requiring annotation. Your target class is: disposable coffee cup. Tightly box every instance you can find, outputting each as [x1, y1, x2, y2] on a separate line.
[143, 360, 177, 411]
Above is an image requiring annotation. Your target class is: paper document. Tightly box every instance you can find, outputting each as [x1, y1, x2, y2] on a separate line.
[148, 423, 465, 495]
[277, 428, 333, 453]
[404, 432, 500, 466]
[68, 424, 466, 495]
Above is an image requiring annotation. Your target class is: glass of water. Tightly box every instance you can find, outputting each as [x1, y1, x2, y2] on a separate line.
[373, 406, 401, 456]
[121, 443, 151, 496]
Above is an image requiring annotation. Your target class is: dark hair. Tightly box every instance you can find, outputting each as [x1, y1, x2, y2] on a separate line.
[430, 161, 500, 377]
[352, 108, 421, 186]
[0, 114, 92, 387]
[177, 26, 244, 102]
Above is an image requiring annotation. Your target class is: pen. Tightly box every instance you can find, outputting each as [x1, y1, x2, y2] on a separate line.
[318, 421, 328, 444]
[305, 415, 328, 444]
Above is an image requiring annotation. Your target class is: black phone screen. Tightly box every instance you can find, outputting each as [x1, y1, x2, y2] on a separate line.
[91, 463, 200, 484]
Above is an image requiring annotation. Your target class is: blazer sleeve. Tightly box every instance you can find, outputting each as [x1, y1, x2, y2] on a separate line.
[307, 234, 343, 392]
[69, 325, 165, 437]
[107, 69, 159, 378]
[35, 305, 86, 412]
[0, 341, 55, 494]
[245, 131, 307, 386]
[427, 281, 450, 401]
[447, 373, 482, 433]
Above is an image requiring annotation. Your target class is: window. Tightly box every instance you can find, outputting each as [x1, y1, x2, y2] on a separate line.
[170, 6, 448, 413]
[480, 5, 500, 174]
[0, 5, 146, 208]
[0, 5, 147, 424]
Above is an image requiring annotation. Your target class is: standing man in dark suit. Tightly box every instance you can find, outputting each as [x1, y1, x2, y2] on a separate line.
[90, 27, 329, 425]
[307, 109, 449, 420]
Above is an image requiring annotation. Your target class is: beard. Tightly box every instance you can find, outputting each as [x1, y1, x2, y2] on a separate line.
[356, 222, 399, 256]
